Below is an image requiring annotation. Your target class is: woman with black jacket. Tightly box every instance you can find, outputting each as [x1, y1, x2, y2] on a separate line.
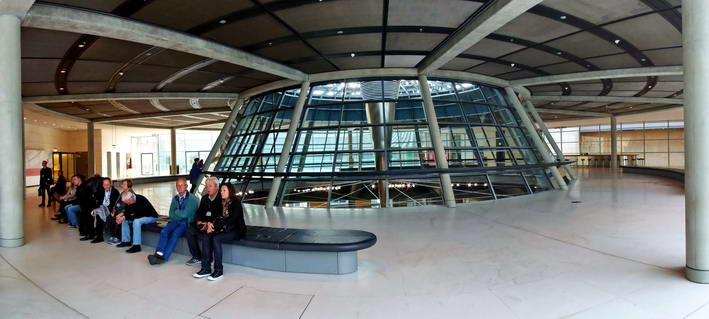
[192, 182, 246, 281]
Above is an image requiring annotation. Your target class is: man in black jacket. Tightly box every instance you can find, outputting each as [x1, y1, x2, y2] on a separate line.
[38, 160, 53, 207]
[116, 191, 158, 253]
[184, 177, 222, 266]
[86, 178, 120, 244]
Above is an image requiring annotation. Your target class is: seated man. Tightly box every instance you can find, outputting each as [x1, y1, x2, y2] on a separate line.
[116, 191, 158, 253]
[89, 177, 120, 244]
[184, 177, 222, 266]
[148, 177, 199, 265]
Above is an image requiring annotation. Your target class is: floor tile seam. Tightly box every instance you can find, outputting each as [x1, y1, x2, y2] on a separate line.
[557, 297, 623, 319]
[298, 294, 316, 319]
[683, 297, 709, 319]
[248, 285, 320, 297]
[486, 286, 522, 319]
[462, 208, 673, 271]
[0, 253, 89, 319]
[198, 284, 245, 316]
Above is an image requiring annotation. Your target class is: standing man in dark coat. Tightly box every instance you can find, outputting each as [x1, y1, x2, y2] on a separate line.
[189, 158, 201, 193]
[38, 160, 53, 207]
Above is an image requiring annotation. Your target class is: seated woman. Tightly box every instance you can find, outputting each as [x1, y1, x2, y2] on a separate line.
[193, 182, 246, 281]
[48, 170, 68, 207]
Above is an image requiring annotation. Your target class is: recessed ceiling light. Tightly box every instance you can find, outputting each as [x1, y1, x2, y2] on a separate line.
[59, 87, 64, 90]
[509, 38, 514, 42]
[268, 42, 273, 46]
[641, 58, 647, 62]
[23, 117, 27, 120]
[350, 53, 356, 57]
[560, 15, 567, 20]
[510, 63, 515, 67]
[648, 85, 653, 88]
[556, 51, 562, 55]
[219, 19, 226, 24]
[60, 70, 66, 74]
[118, 72, 124, 76]
[337, 30, 344, 34]
[146, 52, 152, 56]
[419, 27, 423, 32]
[613, 39, 620, 44]
[78, 44, 85, 48]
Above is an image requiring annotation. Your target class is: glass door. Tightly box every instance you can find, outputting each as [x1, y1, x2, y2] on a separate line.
[141, 153, 154, 175]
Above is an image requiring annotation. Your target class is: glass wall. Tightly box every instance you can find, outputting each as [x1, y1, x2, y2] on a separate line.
[547, 121, 684, 168]
[213, 78, 558, 208]
[175, 130, 220, 174]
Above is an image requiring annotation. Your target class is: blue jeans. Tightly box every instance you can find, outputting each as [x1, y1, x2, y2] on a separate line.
[155, 220, 188, 260]
[65, 205, 80, 226]
[121, 217, 157, 245]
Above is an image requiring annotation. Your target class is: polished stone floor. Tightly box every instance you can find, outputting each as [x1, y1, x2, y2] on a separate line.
[2, 169, 707, 318]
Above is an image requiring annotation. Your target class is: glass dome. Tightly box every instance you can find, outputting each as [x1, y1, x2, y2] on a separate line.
[210, 77, 558, 208]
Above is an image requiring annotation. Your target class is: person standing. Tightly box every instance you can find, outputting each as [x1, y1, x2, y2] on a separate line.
[193, 182, 246, 281]
[38, 160, 53, 207]
[189, 158, 201, 193]
[148, 177, 199, 265]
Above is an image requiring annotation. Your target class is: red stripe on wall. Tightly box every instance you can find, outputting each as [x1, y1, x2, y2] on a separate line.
[26, 168, 41, 176]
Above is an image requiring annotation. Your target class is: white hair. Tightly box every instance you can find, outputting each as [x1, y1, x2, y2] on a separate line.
[206, 177, 219, 187]
[121, 191, 136, 202]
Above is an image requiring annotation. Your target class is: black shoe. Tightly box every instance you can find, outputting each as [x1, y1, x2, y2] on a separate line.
[116, 242, 131, 248]
[80, 236, 94, 241]
[208, 270, 223, 281]
[38, 203, 45, 207]
[185, 257, 201, 266]
[50, 217, 60, 221]
[126, 245, 141, 253]
[148, 254, 165, 265]
[90, 237, 104, 244]
[193, 268, 211, 279]
[58, 220, 68, 224]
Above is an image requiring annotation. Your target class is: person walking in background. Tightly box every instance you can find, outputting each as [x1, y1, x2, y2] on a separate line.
[38, 160, 53, 207]
[189, 158, 201, 193]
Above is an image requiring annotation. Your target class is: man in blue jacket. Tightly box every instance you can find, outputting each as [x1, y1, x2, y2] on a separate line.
[148, 177, 199, 265]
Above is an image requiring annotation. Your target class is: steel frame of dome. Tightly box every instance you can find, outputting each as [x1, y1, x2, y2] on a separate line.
[193, 68, 574, 209]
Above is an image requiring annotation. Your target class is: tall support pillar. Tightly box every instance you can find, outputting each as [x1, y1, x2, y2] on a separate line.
[685, 0, 709, 284]
[265, 81, 310, 208]
[87, 121, 95, 176]
[0, 13, 24, 247]
[194, 97, 244, 194]
[418, 75, 456, 208]
[505, 87, 567, 190]
[170, 128, 177, 175]
[523, 99, 577, 180]
[610, 116, 618, 170]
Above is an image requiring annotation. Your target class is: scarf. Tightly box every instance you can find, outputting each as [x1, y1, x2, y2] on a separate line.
[221, 198, 231, 217]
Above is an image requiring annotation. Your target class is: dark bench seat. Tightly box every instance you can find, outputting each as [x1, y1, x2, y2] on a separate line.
[141, 223, 377, 274]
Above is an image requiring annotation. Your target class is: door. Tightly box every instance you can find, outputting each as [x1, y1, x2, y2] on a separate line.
[141, 153, 154, 176]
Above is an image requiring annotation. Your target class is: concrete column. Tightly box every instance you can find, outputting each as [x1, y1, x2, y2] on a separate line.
[170, 128, 177, 175]
[418, 75, 456, 208]
[0, 14, 24, 247]
[685, 0, 709, 284]
[265, 81, 310, 208]
[523, 100, 577, 180]
[610, 115, 618, 170]
[87, 121, 95, 176]
[505, 87, 567, 190]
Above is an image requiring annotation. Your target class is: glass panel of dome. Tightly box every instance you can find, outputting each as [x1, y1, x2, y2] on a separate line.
[388, 178, 443, 207]
[290, 154, 335, 173]
[480, 149, 515, 167]
[302, 105, 342, 127]
[492, 108, 518, 126]
[433, 100, 465, 123]
[460, 103, 494, 124]
[270, 109, 293, 130]
[393, 100, 426, 122]
[524, 169, 553, 193]
[343, 81, 362, 101]
[398, 80, 421, 99]
[243, 98, 261, 115]
[455, 82, 486, 103]
[252, 155, 278, 173]
[261, 132, 286, 154]
[500, 127, 530, 147]
[440, 126, 473, 148]
[280, 88, 302, 107]
[428, 80, 456, 101]
[341, 103, 368, 125]
[489, 172, 531, 198]
[258, 92, 284, 112]
[471, 126, 505, 147]
[446, 150, 479, 167]
[334, 152, 378, 171]
[388, 150, 427, 169]
[480, 86, 508, 106]
[451, 175, 494, 202]
[334, 128, 375, 151]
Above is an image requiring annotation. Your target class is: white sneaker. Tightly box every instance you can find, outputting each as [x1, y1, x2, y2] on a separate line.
[207, 271, 223, 281]
[193, 268, 211, 278]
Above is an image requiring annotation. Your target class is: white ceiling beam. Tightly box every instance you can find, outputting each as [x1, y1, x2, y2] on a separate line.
[173, 119, 226, 129]
[535, 108, 610, 117]
[23, 103, 90, 123]
[529, 95, 684, 105]
[22, 3, 307, 81]
[155, 59, 217, 91]
[417, 0, 544, 74]
[93, 108, 230, 123]
[511, 66, 683, 87]
[24, 92, 238, 104]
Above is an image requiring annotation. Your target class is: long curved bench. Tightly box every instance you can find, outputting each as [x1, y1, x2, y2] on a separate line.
[621, 166, 685, 183]
[141, 223, 377, 275]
